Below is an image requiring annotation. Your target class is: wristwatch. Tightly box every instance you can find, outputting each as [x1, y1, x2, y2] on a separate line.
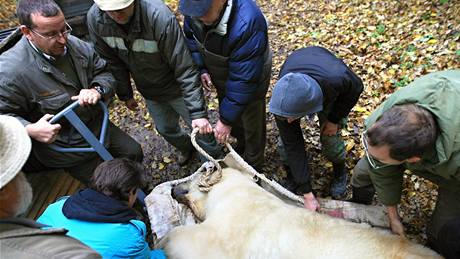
[93, 85, 104, 96]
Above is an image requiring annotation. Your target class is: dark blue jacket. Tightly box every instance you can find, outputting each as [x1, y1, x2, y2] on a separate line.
[183, 0, 270, 124]
[279, 46, 363, 124]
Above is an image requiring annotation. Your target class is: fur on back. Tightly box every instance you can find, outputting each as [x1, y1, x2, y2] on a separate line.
[165, 168, 441, 259]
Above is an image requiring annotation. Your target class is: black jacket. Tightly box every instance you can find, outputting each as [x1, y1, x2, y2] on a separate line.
[277, 46, 363, 193]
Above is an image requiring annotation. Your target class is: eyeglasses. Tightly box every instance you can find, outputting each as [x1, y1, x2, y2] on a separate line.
[29, 22, 72, 40]
[361, 130, 393, 170]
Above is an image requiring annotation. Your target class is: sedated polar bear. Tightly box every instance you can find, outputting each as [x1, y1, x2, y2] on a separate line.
[164, 167, 441, 259]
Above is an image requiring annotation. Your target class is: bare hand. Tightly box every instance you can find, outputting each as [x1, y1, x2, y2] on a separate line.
[390, 218, 405, 236]
[214, 120, 232, 143]
[321, 120, 339, 136]
[192, 118, 213, 134]
[125, 98, 138, 111]
[25, 114, 61, 143]
[71, 89, 101, 106]
[200, 73, 213, 92]
[387, 205, 405, 236]
[303, 192, 320, 212]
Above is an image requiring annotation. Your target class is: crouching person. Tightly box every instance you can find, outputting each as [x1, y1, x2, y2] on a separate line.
[350, 70, 460, 259]
[268, 46, 363, 211]
[37, 158, 166, 259]
[0, 115, 100, 258]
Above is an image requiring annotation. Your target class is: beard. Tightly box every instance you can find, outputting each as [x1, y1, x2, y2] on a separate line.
[14, 172, 33, 217]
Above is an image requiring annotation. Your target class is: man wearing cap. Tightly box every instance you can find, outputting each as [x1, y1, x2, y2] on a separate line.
[179, 0, 272, 170]
[0, 0, 143, 183]
[350, 70, 460, 259]
[87, 0, 222, 165]
[0, 115, 101, 258]
[269, 46, 363, 211]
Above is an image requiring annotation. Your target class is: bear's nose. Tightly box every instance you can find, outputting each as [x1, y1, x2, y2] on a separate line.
[172, 185, 189, 201]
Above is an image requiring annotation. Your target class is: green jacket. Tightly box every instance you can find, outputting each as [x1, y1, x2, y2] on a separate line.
[364, 70, 460, 205]
[0, 218, 100, 258]
[87, 0, 208, 119]
[0, 36, 115, 168]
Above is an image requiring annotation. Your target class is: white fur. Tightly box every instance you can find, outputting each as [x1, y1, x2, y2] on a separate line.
[165, 168, 441, 259]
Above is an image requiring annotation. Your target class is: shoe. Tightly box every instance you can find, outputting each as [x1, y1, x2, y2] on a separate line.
[330, 173, 348, 199]
[178, 150, 194, 166]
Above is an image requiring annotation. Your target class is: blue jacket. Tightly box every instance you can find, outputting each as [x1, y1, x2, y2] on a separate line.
[37, 196, 165, 259]
[183, 0, 270, 124]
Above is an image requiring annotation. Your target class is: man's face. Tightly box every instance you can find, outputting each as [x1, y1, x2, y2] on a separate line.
[22, 12, 68, 57]
[366, 144, 405, 166]
[106, 3, 135, 25]
[198, 0, 226, 26]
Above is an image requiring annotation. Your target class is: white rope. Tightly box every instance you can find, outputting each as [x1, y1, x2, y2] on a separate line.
[190, 128, 304, 205]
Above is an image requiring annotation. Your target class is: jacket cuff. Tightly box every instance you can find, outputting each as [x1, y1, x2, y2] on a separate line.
[219, 116, 232, 126]
[296, 183, 312, 194]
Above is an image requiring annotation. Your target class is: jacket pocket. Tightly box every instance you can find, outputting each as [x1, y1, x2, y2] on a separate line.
[37, 91, 71, 115]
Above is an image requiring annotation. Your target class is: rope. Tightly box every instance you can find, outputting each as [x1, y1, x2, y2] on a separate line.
[189, 128, 304, 205]
[190, 128, 222, 192]
[224, 142, 304, 205]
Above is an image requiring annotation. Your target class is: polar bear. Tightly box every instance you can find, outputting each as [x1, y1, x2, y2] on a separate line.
[164, 167, 441, 259]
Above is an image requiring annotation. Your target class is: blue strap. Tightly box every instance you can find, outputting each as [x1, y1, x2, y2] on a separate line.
[48, 100, 113, 161]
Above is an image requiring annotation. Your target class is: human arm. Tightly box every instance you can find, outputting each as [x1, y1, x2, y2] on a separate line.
[161, 16, 208, 120]
[327, 71, 364, 124]
[218, 28, 268, 124]
[387, 205, 405, 236]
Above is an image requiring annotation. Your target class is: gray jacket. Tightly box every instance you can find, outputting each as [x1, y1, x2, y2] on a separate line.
[87, 0, 208, 119]
[0, 36, 115, 168]
[0, 218, 101, 258]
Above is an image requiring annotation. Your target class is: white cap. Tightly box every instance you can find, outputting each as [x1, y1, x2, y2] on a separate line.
[0, 115, 31, 189]
[94, 0, 135, 11]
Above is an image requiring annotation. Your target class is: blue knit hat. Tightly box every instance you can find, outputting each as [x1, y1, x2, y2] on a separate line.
[179, 0, 213, 17]
[269, 73, 323, 118]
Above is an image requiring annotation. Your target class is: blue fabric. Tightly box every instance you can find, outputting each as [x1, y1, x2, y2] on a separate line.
[38, 197, 165, 259]
[269, 72, 324, 118]
[63, 188, 137, 223]
[183, 0, 269, 123]
[179, 0, 213, 17]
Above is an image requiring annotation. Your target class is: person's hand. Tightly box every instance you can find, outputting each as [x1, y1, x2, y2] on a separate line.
[387, 205, 405, 236]
[25, 114, 61, 143]
[200, 73, 213, 92]
[192, 118, 213, 134]
[321, 120, 339, 136]
[214, 119, 232, 143]
[303, 192, 320, 212]
[124, 98, 138, 111]
[71, 89, 101, 106]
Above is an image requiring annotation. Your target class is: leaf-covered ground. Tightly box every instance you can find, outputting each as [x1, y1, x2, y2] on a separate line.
[1, 0, 459, 244]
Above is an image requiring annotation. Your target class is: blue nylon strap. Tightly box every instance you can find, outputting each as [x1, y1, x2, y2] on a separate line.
[48, 100, 113, 161]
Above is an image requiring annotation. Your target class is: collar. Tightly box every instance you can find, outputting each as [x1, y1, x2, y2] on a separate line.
[213, 0, 233, 36]
[102, 1, 141, 35]
[27, 40, 67, 62]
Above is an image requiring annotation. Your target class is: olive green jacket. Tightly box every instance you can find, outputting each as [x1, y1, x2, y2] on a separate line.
[0, 218, 100, 258]
[87, 0, 208, 119]
[0, 36, 115, 168]
[364, 70, 460, 205]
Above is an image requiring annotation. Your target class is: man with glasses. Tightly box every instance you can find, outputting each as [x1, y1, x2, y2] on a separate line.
[87, 0, 222, 166]
[351, 70, 460, 259]
[268, 46, 363, 211]
[0, 0, 143, 184]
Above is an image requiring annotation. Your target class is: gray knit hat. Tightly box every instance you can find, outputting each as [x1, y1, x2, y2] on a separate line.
[0, 115, 31, 188]
[269, 73, 323, 118]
